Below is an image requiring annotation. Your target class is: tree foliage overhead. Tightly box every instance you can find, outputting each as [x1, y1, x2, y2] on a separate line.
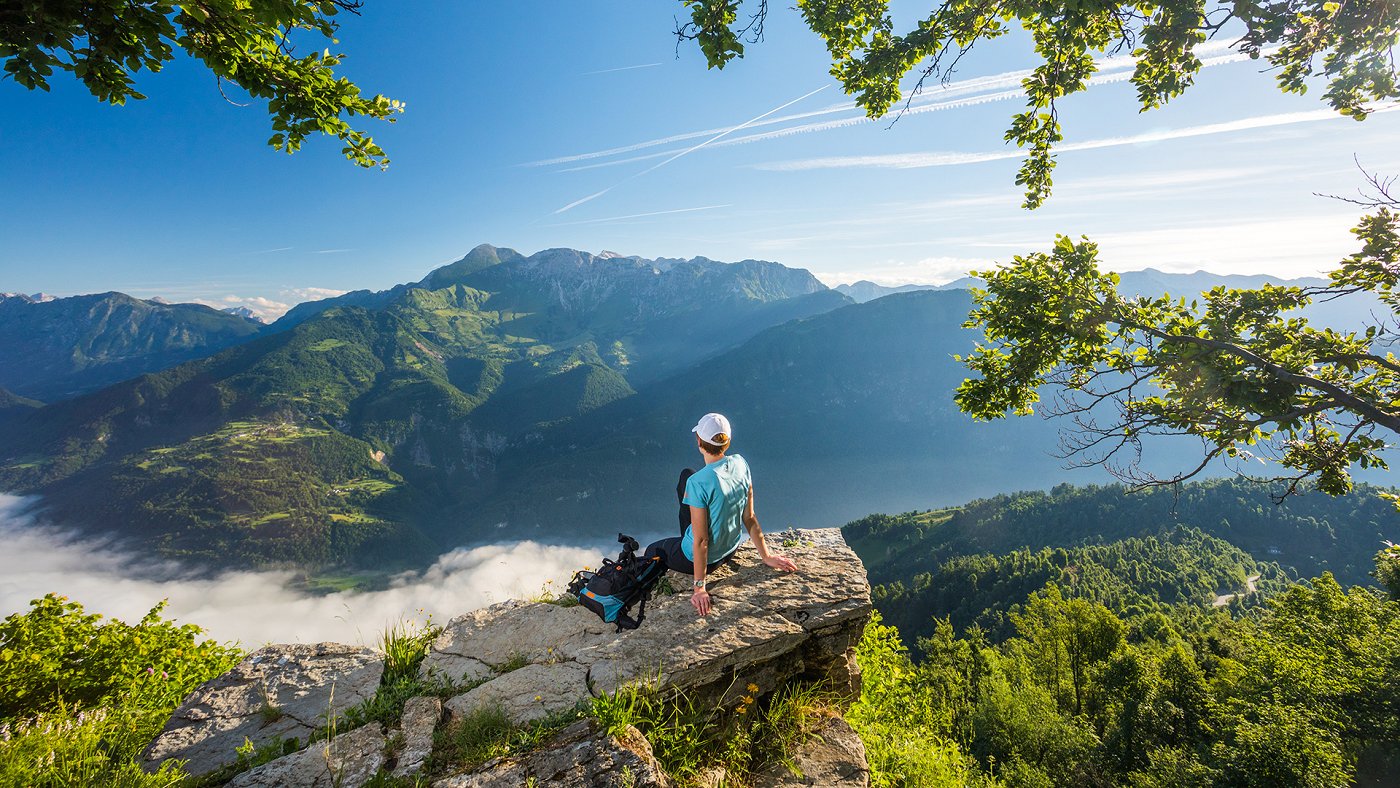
[0, 0, 402, 167]
[677, 0, 1400, 207]
[953, 198, 1400, 500]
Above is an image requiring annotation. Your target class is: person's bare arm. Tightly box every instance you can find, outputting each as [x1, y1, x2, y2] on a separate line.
[744, 485, 797, 572]
[690, 505, 712, 615]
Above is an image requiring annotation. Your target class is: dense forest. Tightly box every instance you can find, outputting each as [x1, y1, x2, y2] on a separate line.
[845, 478, 1394, 649]
[852, 566, 1400, 786]
[840, 479, 1400, 785]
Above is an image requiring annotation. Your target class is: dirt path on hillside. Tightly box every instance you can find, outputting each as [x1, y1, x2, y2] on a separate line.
[1212, 573, 1262, 607]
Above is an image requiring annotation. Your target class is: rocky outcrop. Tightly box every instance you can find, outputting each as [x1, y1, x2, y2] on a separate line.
[228, 723, 387, 788]
[142, 643, 383, 777]
[422, 528, 870, 723]
[435, 720, 671, 788]
[391, 696, 442, 779]
[756, 716, 870, 786]
[143, 528, 871, 787]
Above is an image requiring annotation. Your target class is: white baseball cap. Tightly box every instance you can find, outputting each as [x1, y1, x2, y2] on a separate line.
[691, 412, 732, 446]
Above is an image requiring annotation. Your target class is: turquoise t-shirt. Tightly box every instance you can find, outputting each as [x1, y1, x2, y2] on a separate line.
[681, 454, 752, 563]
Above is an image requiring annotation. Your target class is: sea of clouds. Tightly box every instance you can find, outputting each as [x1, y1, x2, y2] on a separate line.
[0, 494, 602, 647]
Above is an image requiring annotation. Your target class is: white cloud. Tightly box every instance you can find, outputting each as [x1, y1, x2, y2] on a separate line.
[285, 286, 350, 302]
[552, 85, 831, 214]
[0, 495, 603, 647]
[193, 287, 350, 322]
[814, 256, 993, 287]
[1090, 213, 1366, 278]
[196, 295, 291, 322]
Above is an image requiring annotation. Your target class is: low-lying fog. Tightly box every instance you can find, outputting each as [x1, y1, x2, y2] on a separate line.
[0, 494, 603, 646]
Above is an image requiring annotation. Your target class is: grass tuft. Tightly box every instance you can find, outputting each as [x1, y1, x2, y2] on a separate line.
[590, 678, 842, 786]
[495, 652, 529, 674]
[425, 705, 586, 778]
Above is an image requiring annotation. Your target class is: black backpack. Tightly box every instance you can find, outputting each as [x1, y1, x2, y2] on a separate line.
[568, 534, 667, 631]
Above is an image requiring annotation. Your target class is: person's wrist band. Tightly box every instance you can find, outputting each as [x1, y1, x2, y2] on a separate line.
[693, 579, 706, 589]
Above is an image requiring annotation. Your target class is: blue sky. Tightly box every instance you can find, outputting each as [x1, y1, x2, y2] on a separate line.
[2, 2, 1398, 319]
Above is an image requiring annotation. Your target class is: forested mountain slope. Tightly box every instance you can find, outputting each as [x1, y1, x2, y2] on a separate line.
[0, 291, 263, 401]
[844, 478, 1394, 648]
[471, 290, 1211, 542]
[0, 249, 847, 567]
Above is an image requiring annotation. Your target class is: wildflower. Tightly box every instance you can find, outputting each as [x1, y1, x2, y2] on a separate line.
[741, 695, 754, 705]
[746, 683, 759, 694]
[735, 705, 748, 715]
[162, 671, 169, 679]
[534, 695, 543, 702]
[146, 667, 156, 675]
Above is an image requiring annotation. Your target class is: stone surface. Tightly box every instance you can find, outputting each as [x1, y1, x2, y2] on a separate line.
[144, 528, 872, 786]
[757, 716, 870, 787]
[433, 721, 671, 787]
[445, 661, 590, 725]
[391, 695, 442, 778]
[422, 601, 612, 679]
[421, 528, 871, 720]
[228, 723, 387, 788]
[142, 643, 383, 777]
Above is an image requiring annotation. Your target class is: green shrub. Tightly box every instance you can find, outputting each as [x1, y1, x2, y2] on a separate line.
[0, 593, 241, 721]
[847, 614, 997, 788]
[0, 594, 242, 787]
[426, 705, 585, 777]
[591, 678, 842, 786]
[381, 618, 441, 685]
[0, 704, 188, 787]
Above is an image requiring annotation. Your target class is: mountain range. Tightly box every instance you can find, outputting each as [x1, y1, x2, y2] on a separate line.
[1, 250, 1379, 571]
[0, 291, 263, 401]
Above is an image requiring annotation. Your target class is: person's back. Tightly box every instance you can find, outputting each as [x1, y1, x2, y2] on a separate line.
[678, 453, 751, 564]
[646, 412, 797, 617]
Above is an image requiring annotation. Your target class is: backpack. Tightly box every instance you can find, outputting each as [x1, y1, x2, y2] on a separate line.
[567, 533, 667, 631]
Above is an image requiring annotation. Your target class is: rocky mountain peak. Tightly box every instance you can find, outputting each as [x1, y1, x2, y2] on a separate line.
[418, 244, 526, 289]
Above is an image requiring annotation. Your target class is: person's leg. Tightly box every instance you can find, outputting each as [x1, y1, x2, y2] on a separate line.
[676, 468, 695, 537]
[646, 537, 694, 574]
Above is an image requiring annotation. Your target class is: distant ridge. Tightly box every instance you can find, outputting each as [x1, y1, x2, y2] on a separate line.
[834, 281, 937, 303]
[0, 292, 264, 401]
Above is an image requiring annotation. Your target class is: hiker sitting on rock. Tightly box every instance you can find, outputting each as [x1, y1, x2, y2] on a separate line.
[647, 412, 798, 616]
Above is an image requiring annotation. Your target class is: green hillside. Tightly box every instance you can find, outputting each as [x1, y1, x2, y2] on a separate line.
[469, 290, 1198, 540]
[844, 478, 1394, 649]
[0, 292, 263, 401]
[0, 250, 845, 569]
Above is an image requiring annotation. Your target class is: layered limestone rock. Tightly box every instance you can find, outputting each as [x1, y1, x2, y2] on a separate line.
[228, 724, 387, 788]
[433, 720, 671, 788]
[142, 528, 871, 787]
[390, 696, 443, 779]
[142, 643, 383, 778]
[422, 527, 871, 724]
[756, 716, 871, 786]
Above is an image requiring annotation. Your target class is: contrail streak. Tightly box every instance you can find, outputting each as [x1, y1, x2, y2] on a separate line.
[582, 62, 663, 76]
[548, 204, 732, 227]
[551, 85, 830, 215]
[528, 41, 1243, 169]
[753, 104, 1400, 171]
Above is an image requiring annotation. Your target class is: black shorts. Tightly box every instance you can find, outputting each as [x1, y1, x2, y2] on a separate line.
[649, 536, 735, 575]
[645, 467, 735, 575]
